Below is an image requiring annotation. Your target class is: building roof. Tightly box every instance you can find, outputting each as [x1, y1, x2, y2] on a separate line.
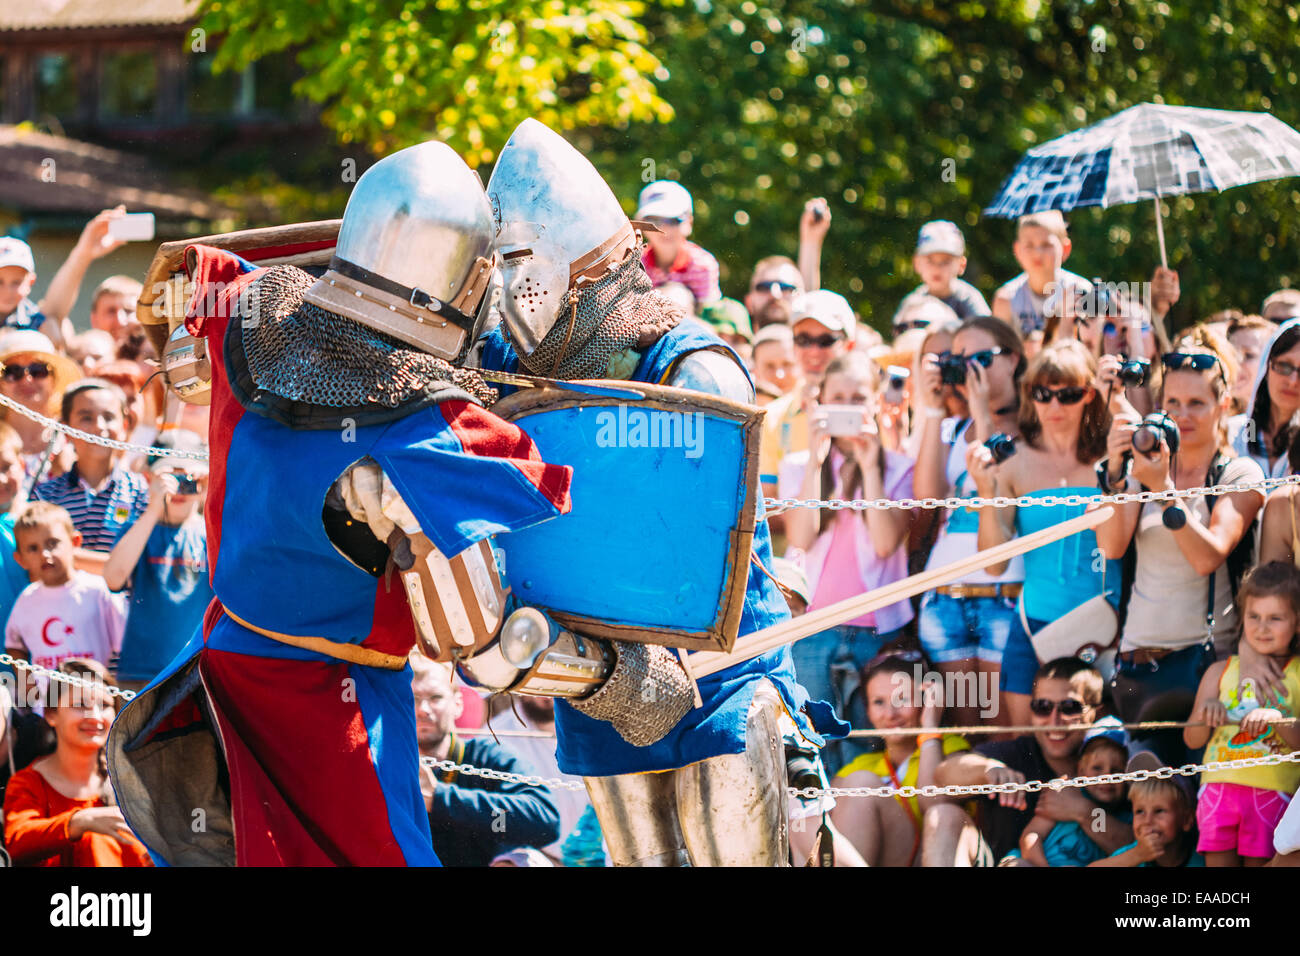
[0, 125, 234, 224]
[0, 0, 198, 31]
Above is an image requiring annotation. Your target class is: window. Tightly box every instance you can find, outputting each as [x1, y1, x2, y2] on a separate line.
[253, 53, 299, 114]
[100, 52, 158, 119]
[187, 53, 241, 116]
[35, 53, 78, 119]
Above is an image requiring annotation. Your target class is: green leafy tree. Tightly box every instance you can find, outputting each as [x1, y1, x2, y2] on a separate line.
[583, 0, 1300, 327]
[197, 0, 1300, 327]
[197, 0, 674, 165]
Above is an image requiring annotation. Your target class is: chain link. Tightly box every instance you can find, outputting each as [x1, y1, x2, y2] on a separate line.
[420, 755, 590, 792]
[0, 392, 208, 462]
[1, 652, 136, 702]
[421, 745, 1300, 800]
[765, 472, 1300, 513]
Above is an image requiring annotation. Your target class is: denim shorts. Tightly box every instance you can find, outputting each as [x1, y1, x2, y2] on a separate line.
[917, 591, 1019, 665]
[1000, 612, 1048, 696]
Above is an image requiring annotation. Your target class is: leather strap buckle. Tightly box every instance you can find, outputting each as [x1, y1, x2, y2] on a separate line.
[409, 286, 440, 311]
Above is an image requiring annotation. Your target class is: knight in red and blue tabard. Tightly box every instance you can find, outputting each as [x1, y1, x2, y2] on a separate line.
[106, 142, 573, 867]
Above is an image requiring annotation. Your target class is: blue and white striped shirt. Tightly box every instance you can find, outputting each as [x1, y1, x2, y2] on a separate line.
[34, 464, 150, 551]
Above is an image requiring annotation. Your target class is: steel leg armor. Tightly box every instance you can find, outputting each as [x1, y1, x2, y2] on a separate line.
[584, 680, 790, 866]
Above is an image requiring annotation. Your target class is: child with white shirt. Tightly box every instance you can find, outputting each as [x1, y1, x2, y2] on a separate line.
[4, 502, 124, 708]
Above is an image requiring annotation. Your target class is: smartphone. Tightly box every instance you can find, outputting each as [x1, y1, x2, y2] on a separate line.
[819, 404, 864, 437]
[106, 212, 155, 243]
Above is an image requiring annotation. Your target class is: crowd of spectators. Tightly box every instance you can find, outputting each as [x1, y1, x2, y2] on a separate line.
[4, 183, 1300, 868]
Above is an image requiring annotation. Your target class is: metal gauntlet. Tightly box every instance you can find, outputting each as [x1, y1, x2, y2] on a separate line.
[459, 607, 695, 747]
[568, 639, 695, 746]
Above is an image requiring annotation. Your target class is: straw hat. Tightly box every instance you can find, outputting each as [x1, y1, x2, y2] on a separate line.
[0, 329, 83, 415]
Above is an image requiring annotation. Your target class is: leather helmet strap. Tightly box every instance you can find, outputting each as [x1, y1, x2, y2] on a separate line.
[569, 221, 636, 284]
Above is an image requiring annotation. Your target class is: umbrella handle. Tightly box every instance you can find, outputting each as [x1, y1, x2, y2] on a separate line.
[1154, 194, 1168, 268]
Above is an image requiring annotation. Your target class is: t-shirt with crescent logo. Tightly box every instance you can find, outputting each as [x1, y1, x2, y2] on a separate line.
[3, 570, 125, 705]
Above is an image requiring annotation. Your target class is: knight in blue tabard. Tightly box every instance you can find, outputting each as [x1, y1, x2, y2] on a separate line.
[458, 119, 844, 865]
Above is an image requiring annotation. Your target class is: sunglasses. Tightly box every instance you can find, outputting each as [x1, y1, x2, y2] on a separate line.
[1164, 351, 1227, 386]
[794, 331, 845, 349]
[951, 347, 1006, 368]
[1029, 384, 1089, 405]
[1102, 321, 1152, 336]
[645, 215, 687, 228]
[865, 649, 925, 672]
[1163, 352, 1219, 372]
[1270, 358, 1300, 381]
[754, 280, 800, 296]
[1, 362, 51, 382]
[1029, 697, 1086, 718]
[893, 319, 932, 334]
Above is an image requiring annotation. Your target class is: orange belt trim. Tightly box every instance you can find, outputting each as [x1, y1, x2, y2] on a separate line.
[221, 606, 408, 671]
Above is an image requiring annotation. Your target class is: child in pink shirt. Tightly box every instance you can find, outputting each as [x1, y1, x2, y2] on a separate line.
[4, 502, 124, 709]
[781, 351, 914, 773]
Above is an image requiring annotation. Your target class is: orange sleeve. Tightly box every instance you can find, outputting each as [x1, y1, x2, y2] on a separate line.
[2, 771, 78, 866]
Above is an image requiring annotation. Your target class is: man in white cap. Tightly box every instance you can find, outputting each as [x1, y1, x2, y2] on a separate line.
[892, 220, 990, 329]
[0, 209, 132, 349]
[758, 289, 856, 505]
[637, 180, 722, 306]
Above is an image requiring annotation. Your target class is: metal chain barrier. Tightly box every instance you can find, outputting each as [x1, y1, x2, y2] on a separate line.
[15, 651, 1299, 800]
[421, 749, 1300, 800]
[1, 653, 137, 702]
[764, 472, 1300, 512]
[0, 393, 208, 462]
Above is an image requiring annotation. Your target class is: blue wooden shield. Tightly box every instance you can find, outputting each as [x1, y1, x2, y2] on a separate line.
[492, 380, 763, 652]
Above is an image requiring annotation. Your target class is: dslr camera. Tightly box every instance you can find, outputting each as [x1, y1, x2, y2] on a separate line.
[984, 433, 1017, 465]
[1115, 356, 1151, 388]
[1131, 411, 1180, 457]
[938, 352, 968, 385]
[785, 742, 822, 792]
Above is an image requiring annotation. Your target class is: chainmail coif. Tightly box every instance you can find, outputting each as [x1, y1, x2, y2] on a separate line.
[242, 265, 498, 408]
[512, 249, 684, 380]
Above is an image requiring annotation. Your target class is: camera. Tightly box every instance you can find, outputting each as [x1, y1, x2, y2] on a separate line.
[984, 433, 1017, 465]
[1116, 356, 1151, 388]
[785, 743, 822, 792]
[938, 352, 968, 385]
[1131, 412, 1180, 457]
[884, 365, 910, 405]
[175, 474, 201, 495]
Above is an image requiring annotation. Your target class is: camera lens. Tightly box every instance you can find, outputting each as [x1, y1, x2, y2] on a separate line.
[1131, 423, 1160, 455]
[784, 746, 822, 791]
[985, 434, 1017, 464]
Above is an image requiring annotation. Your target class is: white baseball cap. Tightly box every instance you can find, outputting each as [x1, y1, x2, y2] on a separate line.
[915, 220, 966, 257]
[0, 237, 35, 274]
[791, 289, 856, 338]
[636, 180, 693, 220]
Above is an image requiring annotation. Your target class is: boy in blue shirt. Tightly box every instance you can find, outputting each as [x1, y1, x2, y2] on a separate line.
[1090, 778, 1205, 868]
[102, 435, 212, 691]
[1018, 717, 1132, 866]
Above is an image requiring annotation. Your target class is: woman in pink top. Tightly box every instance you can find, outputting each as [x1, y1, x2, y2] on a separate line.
[782, 351, 914, 774]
